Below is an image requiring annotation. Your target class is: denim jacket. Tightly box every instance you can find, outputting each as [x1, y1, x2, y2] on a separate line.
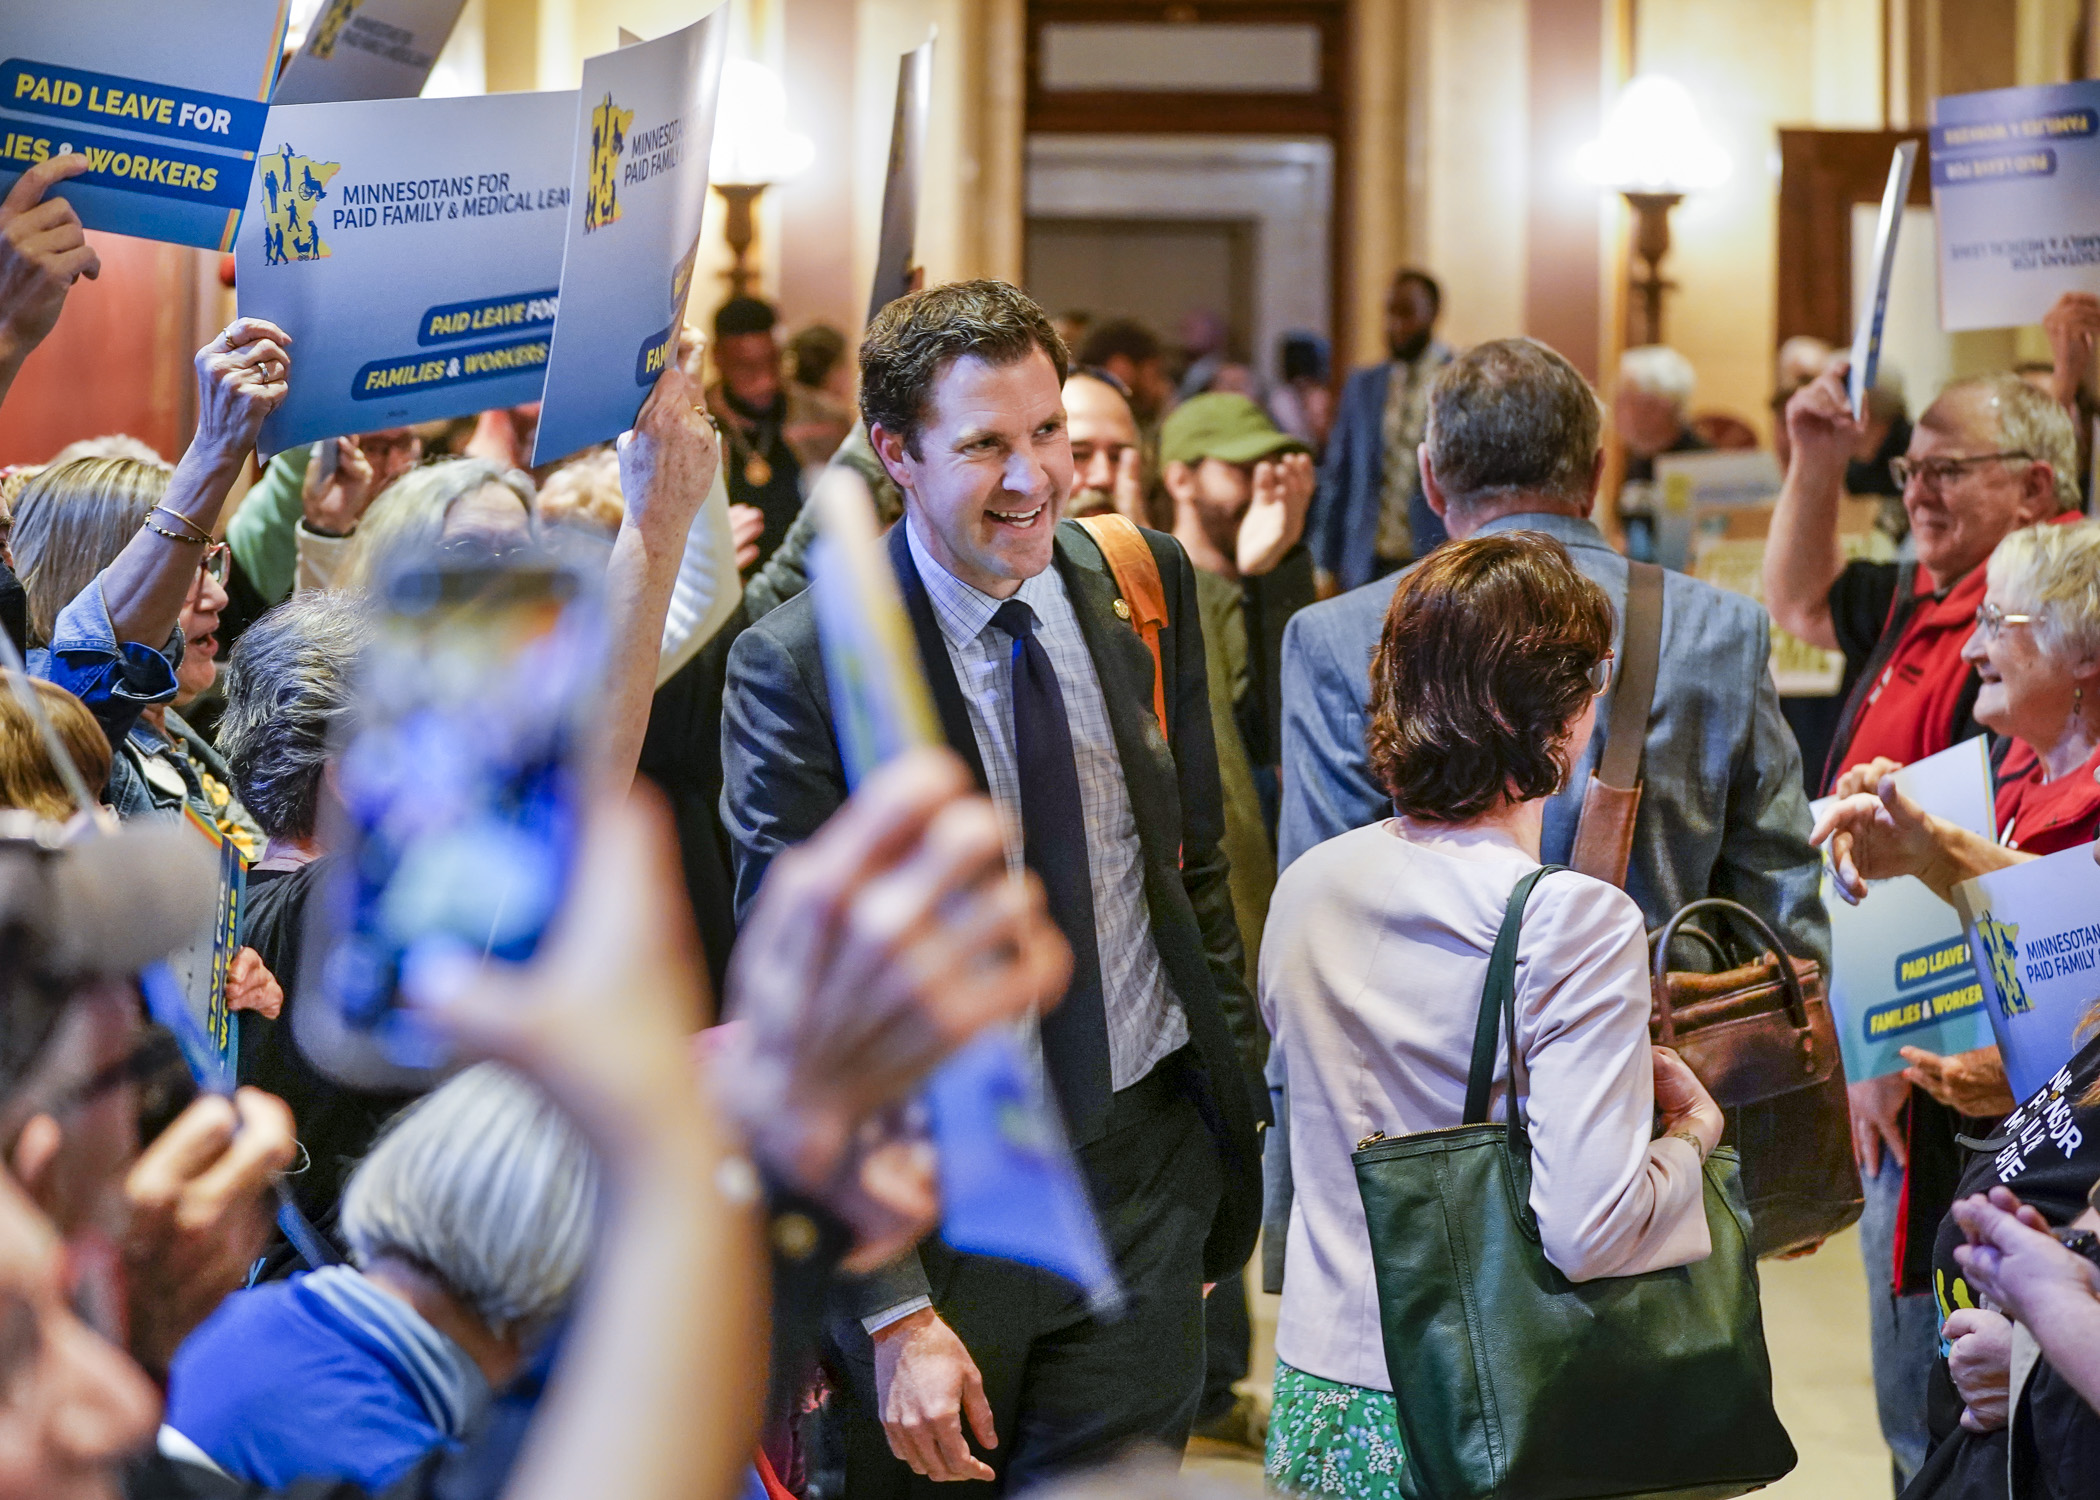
[28, 578, 181, 812]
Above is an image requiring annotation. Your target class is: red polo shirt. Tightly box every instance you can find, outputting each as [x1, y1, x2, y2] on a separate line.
[1833, 563, 1990, 775]
[1994, 738, 2100, 854]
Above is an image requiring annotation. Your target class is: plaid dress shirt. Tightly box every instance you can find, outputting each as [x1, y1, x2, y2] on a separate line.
[906, 519, 1187, 1089]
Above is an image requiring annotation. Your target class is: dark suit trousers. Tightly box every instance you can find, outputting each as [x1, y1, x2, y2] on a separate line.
[825, 1058, 1223, 1495]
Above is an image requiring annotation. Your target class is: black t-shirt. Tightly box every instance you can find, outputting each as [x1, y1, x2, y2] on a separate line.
[238, 859, 421, 1262]
[1825, 559, 1904, 677]
[717, 388, 804, 567]
[1902, 1033, 2100, 1499]
[1821, 558, 1986, 812]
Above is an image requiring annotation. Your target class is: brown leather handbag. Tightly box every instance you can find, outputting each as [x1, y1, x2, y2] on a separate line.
[1649, 899, 1862, 1258]
[1572, 560, 1861, 1259]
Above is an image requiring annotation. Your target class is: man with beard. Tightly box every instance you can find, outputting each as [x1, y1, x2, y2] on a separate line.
[1308, 267, 1451, 590]
[1065, 372, 1311, 1450]
[708, 297, 850, 570]
[1157, 390, 1315, 1452]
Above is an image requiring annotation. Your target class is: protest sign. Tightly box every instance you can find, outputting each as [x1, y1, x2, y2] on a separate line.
[1818, 736, 1999, 1082]
[867, 34, 934, 325]
[1931, 79, 2100, 331]
[274, 0, 471, 105]
[531, 11, 729, 465]
[0, 1, 288, 251]
[234, 90, 575, 452]
[1850, 141, 1916, 416]
[1650, 449, 1779, 573]
[806, 465, 940, 786]
[1953, 840, 2100, 1104]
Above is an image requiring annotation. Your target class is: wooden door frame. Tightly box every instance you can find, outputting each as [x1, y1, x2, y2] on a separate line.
[1775, 128, 1932, 348]
[1023, 0, 1350, 364]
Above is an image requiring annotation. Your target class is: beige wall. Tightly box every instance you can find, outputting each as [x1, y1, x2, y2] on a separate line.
[1345, 0, 1907, 437]
[1633, 0, 1825, 441]
[1343, 0, 1528, 373]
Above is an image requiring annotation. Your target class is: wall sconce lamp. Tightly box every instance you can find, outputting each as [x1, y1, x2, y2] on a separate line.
[711, 58, 815, 299]
[1578, 76, 1730, 347]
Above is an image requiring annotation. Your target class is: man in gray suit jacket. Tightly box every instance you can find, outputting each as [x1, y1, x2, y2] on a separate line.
[1266, 337, 1828, 1281]
[722, 281, 1264, 1494]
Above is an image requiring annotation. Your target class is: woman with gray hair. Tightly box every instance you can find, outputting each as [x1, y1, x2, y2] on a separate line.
[320, 456, 535, 594]
[162, 1062, 598, 1490]
[1816, 519, 2100, 1120]
[218, 589, 408, 1248]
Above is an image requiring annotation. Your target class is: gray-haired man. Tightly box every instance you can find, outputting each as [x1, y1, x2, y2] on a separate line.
[1265, 336, 1827, 1277]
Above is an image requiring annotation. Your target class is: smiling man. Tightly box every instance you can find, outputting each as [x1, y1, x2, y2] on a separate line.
[1764, 363, 2080, 1486]
[720, 279, 1264, 1494]
[1768, 368, 2078, 791]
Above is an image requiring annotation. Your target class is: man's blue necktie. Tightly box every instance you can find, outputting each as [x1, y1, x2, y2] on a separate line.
[992, 598, 1112, 1144]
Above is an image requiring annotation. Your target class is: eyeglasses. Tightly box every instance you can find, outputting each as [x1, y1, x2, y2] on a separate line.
[196, 541, 229, 587]
[1587, 651, 1616, 697]
[1889, 452, 2032, 490]
[1973, 602, 2038, 641]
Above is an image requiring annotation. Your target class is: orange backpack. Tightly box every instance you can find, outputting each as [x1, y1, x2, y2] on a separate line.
[1073, 513, 1169, 742]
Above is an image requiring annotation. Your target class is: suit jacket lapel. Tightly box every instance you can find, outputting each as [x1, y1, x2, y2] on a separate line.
[886, 517, 989, 790]
[1054, 525, 1180, 846]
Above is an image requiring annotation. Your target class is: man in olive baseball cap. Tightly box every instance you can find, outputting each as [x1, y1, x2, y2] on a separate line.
[1152, 393, 1317, 1455]
[1158, 393, 1314, 583]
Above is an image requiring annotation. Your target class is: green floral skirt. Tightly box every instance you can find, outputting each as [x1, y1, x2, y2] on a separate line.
[1264, 1360, 1407, 1498]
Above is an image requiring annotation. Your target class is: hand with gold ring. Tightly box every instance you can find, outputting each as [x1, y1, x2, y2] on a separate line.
[193, 317, 292, 460]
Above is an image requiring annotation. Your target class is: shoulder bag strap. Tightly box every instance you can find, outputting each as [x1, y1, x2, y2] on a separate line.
[1568, 560, 1664, 886]
[1463, 865, 1565, 1125]
[1073, 513, 1170, 742]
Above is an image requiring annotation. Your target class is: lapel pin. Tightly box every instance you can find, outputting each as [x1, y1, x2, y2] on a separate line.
[1112, 598, 1131, 620]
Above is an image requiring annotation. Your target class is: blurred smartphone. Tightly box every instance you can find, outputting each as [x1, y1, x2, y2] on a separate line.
[296, 553, 604, 1090]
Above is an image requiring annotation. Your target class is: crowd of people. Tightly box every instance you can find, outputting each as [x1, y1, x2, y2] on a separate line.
[0, 122, 2099, 1500]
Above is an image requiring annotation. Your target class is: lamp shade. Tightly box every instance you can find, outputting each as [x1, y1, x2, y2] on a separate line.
[1577, 75, 1730, 195]
[711, 58, 816, 187]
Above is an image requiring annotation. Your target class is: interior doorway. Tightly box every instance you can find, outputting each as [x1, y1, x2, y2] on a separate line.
[1024, 216, 1256, 362]
[1023, 133, 1332, 388]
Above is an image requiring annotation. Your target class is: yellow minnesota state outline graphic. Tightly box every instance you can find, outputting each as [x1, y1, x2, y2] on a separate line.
[258, 145, 343, 265]
[1973, 912, 2032, 1017]
[586, 93, 633, 233]
[307, 0, 366, 59]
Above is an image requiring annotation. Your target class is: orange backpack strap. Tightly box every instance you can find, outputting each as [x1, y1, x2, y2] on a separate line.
[1073, 513, 1169, 741]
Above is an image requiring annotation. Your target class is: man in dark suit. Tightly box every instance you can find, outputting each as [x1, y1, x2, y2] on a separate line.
[720, 280, 1264, 1494]
[1306, 267, 1452, 591]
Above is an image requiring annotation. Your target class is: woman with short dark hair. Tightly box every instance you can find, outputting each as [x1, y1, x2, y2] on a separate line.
[1259, 532, 1725, 1498]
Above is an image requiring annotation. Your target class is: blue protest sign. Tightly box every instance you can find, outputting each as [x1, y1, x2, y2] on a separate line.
[1932, 79, 2100, 330]
[234, 91, 574, 451]
[531, 10, 728, 464]
[0, 1, 288, 250]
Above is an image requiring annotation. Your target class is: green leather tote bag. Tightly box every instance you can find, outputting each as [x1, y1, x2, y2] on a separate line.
[1351, 868, 1796, 1500]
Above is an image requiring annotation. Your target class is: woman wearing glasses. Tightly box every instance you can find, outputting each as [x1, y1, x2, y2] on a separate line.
[13, 453, 260, 850]
[10, 318, 287, 833]
[1819, 521, 2100, 884]
[1259, 532, 1723, 1499]
[1817, 523, 2100, 1119]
